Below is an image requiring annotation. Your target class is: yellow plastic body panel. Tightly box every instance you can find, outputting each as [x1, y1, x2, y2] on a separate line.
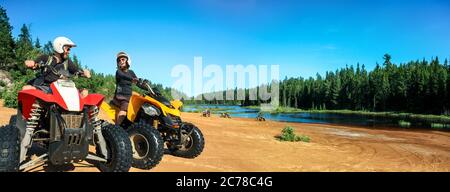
[129, 92, 184, 122]
[100, 92, 183, 123]
[100, 101, 119, 122]
[170, 100, 183, 110]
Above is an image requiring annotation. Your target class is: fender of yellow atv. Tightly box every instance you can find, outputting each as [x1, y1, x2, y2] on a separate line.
[127, 92, 182, 122]
[143, 95, 181, 117]
[100, 101, 119, 122]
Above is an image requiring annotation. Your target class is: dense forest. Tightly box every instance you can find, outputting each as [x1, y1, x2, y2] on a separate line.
[190, 55, 450, 115]
[189, 54, 450, 115]
[0, 6, 174, 108]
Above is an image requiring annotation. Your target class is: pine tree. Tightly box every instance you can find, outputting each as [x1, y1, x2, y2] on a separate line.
[383, 53, 392, 67]
[446, 58, 450, 114]
[0, 6, 16, 70]
[73, 54, 80, 68]
[15, 24, 34, 73]
[34, 37, 41, 49]
[43, 41, 53, 55]
[282, 76, 287, 107]
[330, 72, 340, 109]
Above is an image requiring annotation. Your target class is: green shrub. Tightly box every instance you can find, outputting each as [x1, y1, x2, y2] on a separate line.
[1, 69, 34, 108]
[279, 126, 310, 142]
[398, 120, 411, 128]
[0, 80, 6, 87]
[2, 81, 25, 108]
[431, 123, 450, 129]
[297, 135, 311, 142]
[280, 126, 295, 141]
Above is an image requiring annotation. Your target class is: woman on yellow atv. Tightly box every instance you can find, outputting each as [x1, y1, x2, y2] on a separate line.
[113, 51, 138, 125]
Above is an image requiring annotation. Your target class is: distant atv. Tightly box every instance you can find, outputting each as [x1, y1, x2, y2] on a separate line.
[220, 112, 231, 118]
[101, 79, 205, 169]
[201, 110, 211, 117]
[0, 63, 132, 172]
[256, 113, 266, 121]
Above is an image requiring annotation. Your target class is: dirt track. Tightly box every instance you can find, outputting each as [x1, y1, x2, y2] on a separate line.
[1, 100, 449, 172]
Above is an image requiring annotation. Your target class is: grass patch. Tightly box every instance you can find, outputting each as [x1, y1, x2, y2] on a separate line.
[431, 123, 450, 130]
[307, 110, 450, 124]
[243, 105, 262, 110]
[278, 126, 310, 143]
[398, 120, 411, 128]
[244, 106, 304, 113]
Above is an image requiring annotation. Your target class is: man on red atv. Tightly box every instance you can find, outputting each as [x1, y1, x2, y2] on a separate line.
[22, 36, 91, 96]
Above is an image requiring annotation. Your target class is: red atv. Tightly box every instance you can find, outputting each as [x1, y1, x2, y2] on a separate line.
[0, 63, 132, 172]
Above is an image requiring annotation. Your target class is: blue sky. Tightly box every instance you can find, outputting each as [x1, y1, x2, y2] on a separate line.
[2, 0, 450, 92]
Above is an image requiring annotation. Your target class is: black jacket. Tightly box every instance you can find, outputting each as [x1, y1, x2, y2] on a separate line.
[115, 69, 137, 98]
[30, 55, 80, 86]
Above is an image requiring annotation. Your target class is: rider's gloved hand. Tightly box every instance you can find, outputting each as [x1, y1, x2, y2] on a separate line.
[25, 60, 37, 69]
[83, 69, 91, 78]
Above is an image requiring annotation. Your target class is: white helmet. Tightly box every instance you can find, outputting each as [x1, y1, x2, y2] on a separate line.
[116, 51, 132, 66]
[52, 36, 76, 54]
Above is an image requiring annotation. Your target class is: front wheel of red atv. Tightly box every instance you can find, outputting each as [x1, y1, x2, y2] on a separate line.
[127, 122, 164, 170]
[169, 124, 205, 159]
[96, 124, 132, 172]
[0, 125, 20, 172]
[9, 115, 16, 126]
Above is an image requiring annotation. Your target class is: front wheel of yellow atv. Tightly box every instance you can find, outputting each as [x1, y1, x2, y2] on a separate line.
[127, 122, 164, 169]
[169, 124, 205, 159]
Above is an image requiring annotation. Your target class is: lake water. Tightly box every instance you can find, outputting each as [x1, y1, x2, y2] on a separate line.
[182, 105, 442, 129]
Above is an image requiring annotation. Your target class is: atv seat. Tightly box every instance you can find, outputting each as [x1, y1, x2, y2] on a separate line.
[108, 100, 122, 111]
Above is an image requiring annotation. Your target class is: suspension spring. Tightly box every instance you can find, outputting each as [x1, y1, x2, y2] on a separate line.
[90, 106, 101, 129]
[27, 102, 43, 129]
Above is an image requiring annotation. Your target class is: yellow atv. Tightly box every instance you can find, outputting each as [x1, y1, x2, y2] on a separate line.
[100, 79, 205, 169]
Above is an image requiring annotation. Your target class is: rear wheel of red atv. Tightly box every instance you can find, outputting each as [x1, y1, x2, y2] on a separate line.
[96, 124, 132, 172]
[0, 125, 20, 172]
[127, 122, 164, 170]
[169, 124, 205, 159]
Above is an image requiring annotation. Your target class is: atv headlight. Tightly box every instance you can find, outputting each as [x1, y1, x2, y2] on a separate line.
[142, 103, 160, 116]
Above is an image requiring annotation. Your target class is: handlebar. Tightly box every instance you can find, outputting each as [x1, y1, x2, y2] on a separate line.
[35, 61, 87, 79]
[136, 78, 160, 96]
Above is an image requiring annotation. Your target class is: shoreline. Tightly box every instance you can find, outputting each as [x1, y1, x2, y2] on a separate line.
[184, 105, 450, 129]
[185, 112, 448, 134]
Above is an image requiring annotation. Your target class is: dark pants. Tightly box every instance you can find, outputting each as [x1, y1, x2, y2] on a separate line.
[112, 95, 130, 111]
[28, 76, 52, 94]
